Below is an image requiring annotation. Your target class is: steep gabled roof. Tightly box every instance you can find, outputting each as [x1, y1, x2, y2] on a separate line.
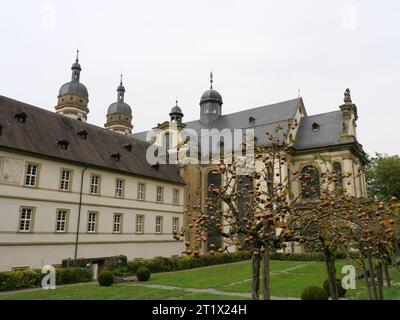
[0, 95, 184, 185]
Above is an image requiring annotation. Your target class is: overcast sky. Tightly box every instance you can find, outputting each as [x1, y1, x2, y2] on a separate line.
[0, 0, 399, 155]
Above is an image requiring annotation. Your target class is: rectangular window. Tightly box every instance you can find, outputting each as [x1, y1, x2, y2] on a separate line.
[172, 217, 179, 233]
[115, 179, 125, 198]
[136, 215, 144, 233]
[87, 212, 98, 233]
[113, 213, 122, 233]
[156, 186, 164, 203]
[60, 169, 72, 191]
[173, 189, 180, 205]
[19, 208, 33, 232]
[137, 183, 145, 201]
[155, 216, 163, 234]
[90, 175, 100, 195]
[25, 163, 38, 187]
[56, 210, 68, 233]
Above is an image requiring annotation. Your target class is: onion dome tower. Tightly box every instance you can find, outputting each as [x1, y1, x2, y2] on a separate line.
[200, 72, 223, 125]
[55, 51, 89, 122]
[105, 75, 133, 135]
[169, 100, 184, 124]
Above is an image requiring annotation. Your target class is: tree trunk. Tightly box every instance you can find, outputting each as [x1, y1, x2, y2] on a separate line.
[383, 262, 391, 287]
[262, 248, 271, 300]
[360, 257, 373, 300]
[252, 254, 261, 300]
[323, 247, 339, 300]
[376, 259, 384, 300]
[366, 250, 378, 300]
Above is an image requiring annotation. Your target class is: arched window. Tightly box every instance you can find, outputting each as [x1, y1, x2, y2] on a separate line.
[301, 166, 320, 199]
[207, 171, 222, 250]
[332, 162, 343, 193]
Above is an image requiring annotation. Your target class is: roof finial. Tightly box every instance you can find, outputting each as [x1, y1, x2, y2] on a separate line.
[298, 89, 301, 98]
[120, 74, 123, 86]
[76, 50, 79, 62]
[210, 71, 214, 90]
[344, 88, 352, 103]
[175, 95, 179, 107]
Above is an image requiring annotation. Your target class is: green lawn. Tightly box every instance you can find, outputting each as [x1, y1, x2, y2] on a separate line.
[1, 260, 399, 300]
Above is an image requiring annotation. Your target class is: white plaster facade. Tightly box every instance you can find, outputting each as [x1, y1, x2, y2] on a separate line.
[0, 150, 185, 271]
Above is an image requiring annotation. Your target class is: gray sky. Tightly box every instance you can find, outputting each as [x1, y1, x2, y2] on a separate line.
[1, 0, 399, 155]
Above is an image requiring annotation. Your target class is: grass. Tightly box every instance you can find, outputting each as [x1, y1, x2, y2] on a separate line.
[1, 259, 399, 300]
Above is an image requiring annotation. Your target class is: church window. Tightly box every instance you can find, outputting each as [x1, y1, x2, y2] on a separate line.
[301, 166, 320, 199]
[332, 162, 343, 193]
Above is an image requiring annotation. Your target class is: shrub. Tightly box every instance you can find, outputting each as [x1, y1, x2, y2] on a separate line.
[136, 267, 151, 282]
[301, 286, 329, 300]
[0, 269, 41, 291]
[98, 271, 114, 286]
[56, 267, 91, 285]
[323, 279, 346, 298]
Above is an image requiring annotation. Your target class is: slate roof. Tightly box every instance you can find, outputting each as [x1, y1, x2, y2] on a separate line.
[133, 97, 363, 155]
[134, 98, 303, 147]
[294, 111, 344, 150]
[0, 95, 184, 185]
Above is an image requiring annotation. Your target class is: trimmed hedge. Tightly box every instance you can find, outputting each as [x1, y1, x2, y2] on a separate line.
[126, 251, 357, 275]
[301, 286, 329, 300]
[127, 252, 252, 275]
[98, 271, 114, 286]
[136, 267, 151, 281]
[62, 255, 128, 269]
[270, 251, 358, 262]
[0, 267, 92, 292]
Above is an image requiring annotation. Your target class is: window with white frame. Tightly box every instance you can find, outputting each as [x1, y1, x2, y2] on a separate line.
[19, 208, 33, 232]
[172, 217, 179, 233]
[137, 183, 145, 201]
[115, 179, 124, 198]
[113, 213, 122, 233]
[90, 175, 100, 195]
[155, 216, 163, 234]
[136, 215, 144, 233]
[156, 186, 164, 203]
[25, 164, 38, 187]
[56, 210, 68, 232]
[87, 212, 98, 233]
[173, 189, 180, 205]
[60, 170, 72, 191]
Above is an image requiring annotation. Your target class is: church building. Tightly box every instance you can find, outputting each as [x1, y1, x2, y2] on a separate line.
[0, 53, 367, 270]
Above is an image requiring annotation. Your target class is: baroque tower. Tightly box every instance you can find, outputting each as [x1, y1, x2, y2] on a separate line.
[200, 72, 223, 125]
[55, 51, 89, 122]
[105, 75, 133, 135]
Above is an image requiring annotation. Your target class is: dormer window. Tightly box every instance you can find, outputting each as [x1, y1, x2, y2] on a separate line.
[57, 140, 70, 150]
[312, 122, 320, 132]
[111, 153, 121, 162]
[249, 116, 255, 123]
[123, 143, 133, 152]
[77, 130, 88, 140]
[15, 112, 27, 124]
[152, 162, 160, 171]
